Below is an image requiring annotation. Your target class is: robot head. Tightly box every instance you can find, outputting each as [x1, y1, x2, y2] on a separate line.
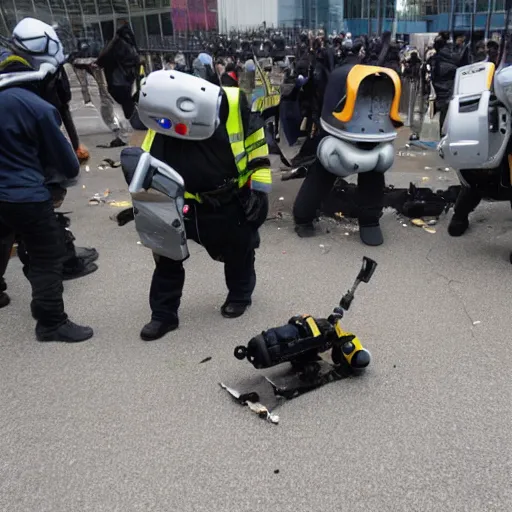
[138, 70, 222, 141]
[320, 64, 402, 143]
[11, 18, 65, 70]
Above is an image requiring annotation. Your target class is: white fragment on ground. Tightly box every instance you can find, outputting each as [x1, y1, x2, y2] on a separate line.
[279, 197, 284, 201]
[473, 321, 481, 325]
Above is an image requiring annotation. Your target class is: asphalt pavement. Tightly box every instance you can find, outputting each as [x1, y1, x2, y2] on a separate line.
[1, 84, 512, 512]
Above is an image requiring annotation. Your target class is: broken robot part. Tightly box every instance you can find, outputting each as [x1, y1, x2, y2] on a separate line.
[225, 257, 376, 421]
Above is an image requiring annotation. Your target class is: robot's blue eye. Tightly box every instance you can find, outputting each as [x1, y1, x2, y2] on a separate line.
[157, 118, 172, 129]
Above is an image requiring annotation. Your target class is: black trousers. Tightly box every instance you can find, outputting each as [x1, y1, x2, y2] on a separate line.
[437, 103, 449, 140]
[293, 160, 385, 227]
[0, 200, 67, 327]
[16, 213, 79, 276]
[149, 198, 266, 322]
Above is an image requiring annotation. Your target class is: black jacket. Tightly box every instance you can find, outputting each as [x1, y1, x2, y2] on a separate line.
[97, 25, 140, 89]
[430, 43, 470, 106]
[0, 85, 79, 203]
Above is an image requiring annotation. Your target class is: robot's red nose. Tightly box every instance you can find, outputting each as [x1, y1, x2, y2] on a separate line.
[175, 123, 188, 135]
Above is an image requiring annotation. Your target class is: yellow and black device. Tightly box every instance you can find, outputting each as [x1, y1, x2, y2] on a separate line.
[234, 257, 376, 386]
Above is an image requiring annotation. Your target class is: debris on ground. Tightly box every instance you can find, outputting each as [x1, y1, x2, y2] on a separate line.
[199, 357, 212, 364]
[319, 244, 332, 254]
[89, 189, 111, 205]
[98, 158, 122, 171]
[219, 382, 279, 424]
[85, 165, 90, 172]
[473, 321, 481, 325]
[109, 201, 132, 208]
[410, 218, 437, 233]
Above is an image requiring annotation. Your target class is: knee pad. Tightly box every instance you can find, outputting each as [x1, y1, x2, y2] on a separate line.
[317, 136, 394, 178]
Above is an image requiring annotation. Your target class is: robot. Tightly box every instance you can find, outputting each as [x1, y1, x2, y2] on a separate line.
[119, 70, 224, 260]
[439, 60, 512, 244]
[233, 257, 376, 399]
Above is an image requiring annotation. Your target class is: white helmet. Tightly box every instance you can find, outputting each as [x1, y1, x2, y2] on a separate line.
[11, 18, 65, 70]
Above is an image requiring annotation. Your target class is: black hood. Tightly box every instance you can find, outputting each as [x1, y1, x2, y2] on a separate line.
[116, 24, 138, 49]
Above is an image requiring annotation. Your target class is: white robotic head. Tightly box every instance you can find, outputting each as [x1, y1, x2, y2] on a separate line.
[11, 18, 65, 70]
[138, 70, 223, 141]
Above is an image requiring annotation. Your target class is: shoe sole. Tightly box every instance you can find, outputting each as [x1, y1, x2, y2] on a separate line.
[221, 305, 250, 319]
[36, 331, 94, 343]
[140, 325, 179, 341]
[63, 263, 98, 281]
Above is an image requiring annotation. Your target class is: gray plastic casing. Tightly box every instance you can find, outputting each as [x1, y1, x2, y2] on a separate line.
[129, 152, 189, 261]
[439, 62, 510, 170]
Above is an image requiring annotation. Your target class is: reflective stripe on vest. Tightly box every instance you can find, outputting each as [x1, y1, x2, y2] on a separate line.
[223, 87, 251, 185]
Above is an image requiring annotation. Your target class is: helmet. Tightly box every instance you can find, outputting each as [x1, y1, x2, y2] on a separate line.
[11, 18, 65, 70]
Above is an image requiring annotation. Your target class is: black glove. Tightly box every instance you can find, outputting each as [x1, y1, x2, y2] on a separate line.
[243, 190, 269, 226]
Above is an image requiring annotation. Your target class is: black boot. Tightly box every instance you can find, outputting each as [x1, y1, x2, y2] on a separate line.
[359, 222, 384, 246]
[448, 216, 470, 237]
[36, 320, 94, 343]
[295, 222, 316, 238]
[221, 302, 250, 319]
[140, 318, 179, 341]
[448, 185, 482, 237]
[0, 291, 10, 309]
[75, 247, 99, 266]
[62, 258, 98, 280]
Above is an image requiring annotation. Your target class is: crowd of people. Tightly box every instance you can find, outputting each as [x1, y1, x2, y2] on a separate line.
[0, 15, 507, 343]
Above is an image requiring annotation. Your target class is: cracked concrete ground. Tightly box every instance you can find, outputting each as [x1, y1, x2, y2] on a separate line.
[1, 80, 512, 512]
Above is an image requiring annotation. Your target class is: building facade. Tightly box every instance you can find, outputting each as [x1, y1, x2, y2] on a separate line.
[0, 0, 219, 51]
[217, 0, 278, 32]
[278, 0, 508, 36]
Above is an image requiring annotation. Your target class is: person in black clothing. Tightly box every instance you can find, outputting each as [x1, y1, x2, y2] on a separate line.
[96, 21, 140, 129]
[8, 20, 99, 280]
[430, 32, 470, 138]
[0, 56, 93, 342]
[220, 63, 239, 87]
[137, 75, 271, 341]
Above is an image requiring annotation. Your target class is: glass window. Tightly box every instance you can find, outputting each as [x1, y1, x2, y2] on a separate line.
[0, 5, 16, 35]
[101, 20, 115, 41]
[97, 0, 113, 15]
[161, 13, 173, 35]
[13, 0, 36, 18]
[131, 16, 147, 48]
[82, 1, 98, 15]
[112, 0, 129, 14]
[146, 13, 161, 35]
[33, 0, 53, 23]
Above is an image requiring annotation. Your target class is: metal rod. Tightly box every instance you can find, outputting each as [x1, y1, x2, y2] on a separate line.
[484, 0, 493, 41]
[367, 0, 371, 34]
[376, 0, 382, 35]
[449, 0, 456, 41]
